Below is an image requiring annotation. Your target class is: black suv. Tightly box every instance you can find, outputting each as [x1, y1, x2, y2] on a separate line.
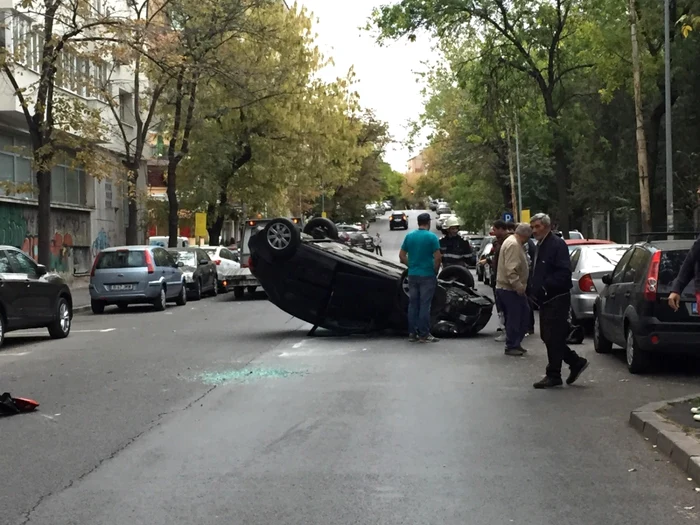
[593, 240, 698, 373]
[389, 212, 408, 230]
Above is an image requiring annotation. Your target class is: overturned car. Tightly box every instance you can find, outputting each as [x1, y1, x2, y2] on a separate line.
[248, 217, 493, 336]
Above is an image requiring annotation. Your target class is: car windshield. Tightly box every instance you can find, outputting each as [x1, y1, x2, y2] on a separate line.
[173, 251, 196, 265]
[96, 250, 146, 269]
[659, 250, 690, 288]
[589, 247, 627, 269]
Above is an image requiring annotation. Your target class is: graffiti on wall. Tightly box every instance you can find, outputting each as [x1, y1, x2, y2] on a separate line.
[0, 203, 89, 273]
[91, 229, 110, 258]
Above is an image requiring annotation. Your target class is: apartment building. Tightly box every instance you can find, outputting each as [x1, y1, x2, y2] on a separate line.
[0, 1, 149, 279]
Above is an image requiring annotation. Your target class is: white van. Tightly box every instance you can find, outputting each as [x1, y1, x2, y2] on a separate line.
[148, 236, 190, 248]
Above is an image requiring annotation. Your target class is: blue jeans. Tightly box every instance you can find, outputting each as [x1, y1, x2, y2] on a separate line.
[495, 288, 530, 350]
[408, 275, 437, 337]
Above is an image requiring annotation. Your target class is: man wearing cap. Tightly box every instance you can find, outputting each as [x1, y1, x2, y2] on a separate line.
[439, 216, 472, 269]
[400, 212, 442, 343]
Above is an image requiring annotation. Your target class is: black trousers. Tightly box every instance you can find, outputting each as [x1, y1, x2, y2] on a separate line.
[375, 246, 383, 256]
[539, 293, 581, 378]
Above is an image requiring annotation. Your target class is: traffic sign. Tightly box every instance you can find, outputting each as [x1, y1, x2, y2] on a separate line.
[502, 212, 514, 222]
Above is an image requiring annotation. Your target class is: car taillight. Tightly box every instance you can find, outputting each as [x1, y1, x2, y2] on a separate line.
[644, 250, 661, 302]
[578, 274, 596, 293]
[144, 250, 155, 274]
[214, 259, 221, 265]
[90, 254, 101, 277]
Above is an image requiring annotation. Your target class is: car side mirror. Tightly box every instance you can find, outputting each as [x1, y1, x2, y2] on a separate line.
[177, 261, 184, 268]
[602, 274, 612, 285]
[36, 264, 47, 276]
[199, 259, 209, 265]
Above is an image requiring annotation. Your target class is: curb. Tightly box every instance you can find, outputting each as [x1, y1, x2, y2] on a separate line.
[630, 394, 700, 481]
[74, 305, 92, 315]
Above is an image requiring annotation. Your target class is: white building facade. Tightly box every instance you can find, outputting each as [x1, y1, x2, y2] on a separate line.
[0, 1, 150, 279]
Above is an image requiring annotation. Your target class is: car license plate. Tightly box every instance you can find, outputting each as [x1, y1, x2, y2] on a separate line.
[693, 303, 698, 315]
[110, 284, 134, 291]
[394, 218, 402, 221]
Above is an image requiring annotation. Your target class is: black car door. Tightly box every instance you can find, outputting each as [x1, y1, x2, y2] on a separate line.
[197, 249, 216, 289]
[600, 247, 634, 343]
[608, 248, 649, 344]
[0, 250, 24, 326]
[6, 249, 55, 322]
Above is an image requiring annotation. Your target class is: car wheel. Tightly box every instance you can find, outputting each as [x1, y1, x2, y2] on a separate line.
[211, 280, 218, 297]
[438, 265, 475, 289]
[233, 287, 245, 299]
[303, 217, 339, 240]
[153, 287, 167, 311]
[477, 267, 483, 282]
[626, 326, 651, 374]
[0, 311, 5, 348]
[247, 285, 257, 294]
[593, 311, 612, 354]
[264, 218, 300, 259]
[192, 280, 202, 301]
[389, 225, 393, 231]
[91, 300, 105, 314]
[175, 282, 187, 306]
[48, 296, 72, 339]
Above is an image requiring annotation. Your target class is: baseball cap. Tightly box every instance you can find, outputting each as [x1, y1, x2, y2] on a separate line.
[417, 212, 431, 224]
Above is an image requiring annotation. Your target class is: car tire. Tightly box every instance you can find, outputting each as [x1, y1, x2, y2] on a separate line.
[91, 300, 105, 314]
[389, 225, 394, 231]
[192, 279, 202, 301]
[153, 287, 167, 311]
[264, 218, 300, 259]
[0, 311, 5, 348]
[626, 326, 651, 374]
[247, 285, 257, 294]
[175, 282, 187, 306]
[211, 280, 218, 297]
[303, 217, 339, 240]
[438, 265, 475, 289]
[233, 287, 245, 299]
[593, 310, 613, 354]
[48, 296, 72, 339]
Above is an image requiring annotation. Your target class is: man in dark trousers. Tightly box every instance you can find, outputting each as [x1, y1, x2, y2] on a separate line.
[439, 216, 472, 268]
[528, 213, 589, 389]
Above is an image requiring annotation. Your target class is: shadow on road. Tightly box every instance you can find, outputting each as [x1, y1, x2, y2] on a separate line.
[0, 335, 53, 351]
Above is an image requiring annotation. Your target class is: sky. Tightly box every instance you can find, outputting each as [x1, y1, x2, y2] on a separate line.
[297, 0, 436, 173]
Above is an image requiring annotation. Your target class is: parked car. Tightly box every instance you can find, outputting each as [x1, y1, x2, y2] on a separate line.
[339, 231, 374, 251]
[429, 199, 439, 211]
[593, 240, 699, 374]
[148, 236, 190, 248]
[565, 239, 615, 248]
[436, 203, 451, 215]
[569, 244, 630, 324]
[436, 213, 453, 231]
[0, 246, 72, 347]
[248, 217, 493, 336]
[337, 223, 363, 233]
[167, 247, 218, 300]
[89, 246, 187, 313]
[389, 211, 408, 230]
[201, 245, 241, 294]
[463, 235, 484, 267]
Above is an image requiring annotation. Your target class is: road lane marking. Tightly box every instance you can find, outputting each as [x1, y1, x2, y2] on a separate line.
[0, 351, 31, 356]
[71, 328, 116, 333]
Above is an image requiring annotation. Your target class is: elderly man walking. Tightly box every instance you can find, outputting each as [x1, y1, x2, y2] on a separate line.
[400, 212, 442, 343]
[529, 213, 589, 388]
[496, 223, 532, 356]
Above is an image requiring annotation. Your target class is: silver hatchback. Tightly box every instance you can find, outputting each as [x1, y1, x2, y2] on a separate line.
[89, 246, 187, 314]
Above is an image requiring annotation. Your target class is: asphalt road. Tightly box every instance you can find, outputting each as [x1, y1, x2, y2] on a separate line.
[2, 210, 700, 524]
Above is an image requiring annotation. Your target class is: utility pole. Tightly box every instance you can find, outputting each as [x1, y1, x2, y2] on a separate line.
[664, 0, 674, 235]
[515, 114, 523, 221]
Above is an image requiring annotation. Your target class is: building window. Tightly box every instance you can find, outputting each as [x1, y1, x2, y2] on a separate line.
[0, 133, 87, 206]
[105, 180, 112, 208]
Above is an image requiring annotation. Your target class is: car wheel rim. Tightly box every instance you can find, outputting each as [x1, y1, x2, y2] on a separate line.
[59, 302, 70, 333]
[161, 290, 166, 307]
[402, 277, 410, 297]
[267, 223, 292, 250]
[197, 282, 201, 296]
[626, 332, 634, 365]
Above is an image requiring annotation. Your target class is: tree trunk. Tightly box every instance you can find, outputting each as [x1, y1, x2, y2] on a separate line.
[630, 0, 653, 232]
[542, 89, 571, 238]
[36, 168, 51, 266]
[207, 189, 227, 246]
[166, 160, 178, 247]
[125, 166, 139, 245]
[505, 121, 518, 219]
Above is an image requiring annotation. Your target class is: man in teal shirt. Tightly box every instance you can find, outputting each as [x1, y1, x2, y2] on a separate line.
[399, 212, 442, 343]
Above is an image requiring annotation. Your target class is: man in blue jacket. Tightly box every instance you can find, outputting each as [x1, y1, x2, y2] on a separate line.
[528, 213, 589, 389]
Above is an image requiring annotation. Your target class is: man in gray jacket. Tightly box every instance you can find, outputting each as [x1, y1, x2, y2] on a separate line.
[496, 223, 532, 356]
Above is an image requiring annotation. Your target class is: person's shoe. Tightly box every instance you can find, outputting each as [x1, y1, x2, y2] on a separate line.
[566, 358, 589, 385]
[408, 334, 418, 343]
[691, 407, 700, 414]
[496, 327, 504, 333]
[494, 334, 506, 342]
[694, 414, 700, 422]
[533, 376, 564, 389]
[419, 334, 440, 343]
[517, 346, 528, 353]
[504, 348, 524, 356]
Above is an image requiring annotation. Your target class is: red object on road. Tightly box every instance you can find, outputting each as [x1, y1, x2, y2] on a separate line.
[11, 397, 39, 412]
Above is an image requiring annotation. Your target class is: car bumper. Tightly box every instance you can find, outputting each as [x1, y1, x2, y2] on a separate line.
[89, 283, 161, 303]
[571, 293, 596, 319]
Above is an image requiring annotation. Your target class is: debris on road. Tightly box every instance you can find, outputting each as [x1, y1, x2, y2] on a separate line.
[628, 468, 637, 472]
[196, 367, 307, 385]
[0, 392, 39, 417]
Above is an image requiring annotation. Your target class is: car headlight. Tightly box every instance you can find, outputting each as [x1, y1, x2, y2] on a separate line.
[183, 272, 194, 282]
